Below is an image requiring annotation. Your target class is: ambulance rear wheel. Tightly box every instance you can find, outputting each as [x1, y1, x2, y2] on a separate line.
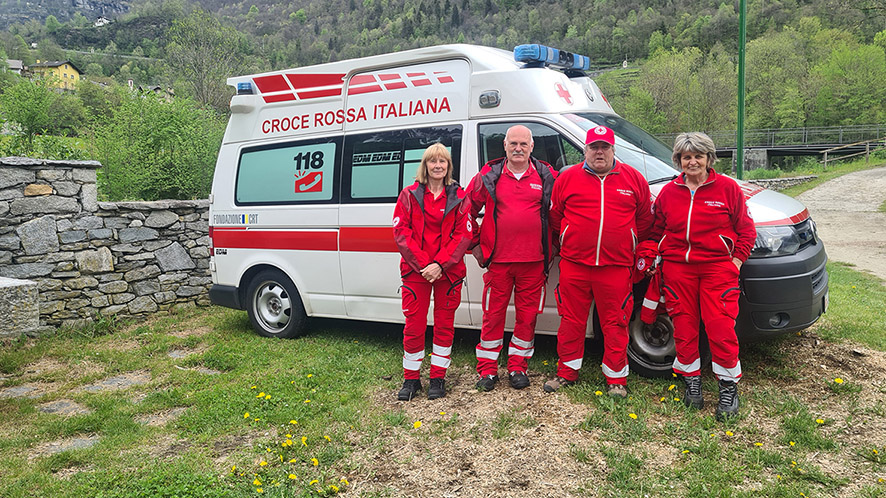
[627, 312, 676, 378]
[246, 270, 307, 338]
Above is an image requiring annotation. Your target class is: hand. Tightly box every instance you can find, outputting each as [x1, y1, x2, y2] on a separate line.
[732, 257, 742, 271]
[421, 263, 443, 282]
[645, 266, 657, 276]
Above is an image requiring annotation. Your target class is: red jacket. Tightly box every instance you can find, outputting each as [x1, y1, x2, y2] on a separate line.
[467, 156, 557, 271]
[393, 181, 472, 282]
[550, 159, 654, 267]
[651, 169, 756, 264]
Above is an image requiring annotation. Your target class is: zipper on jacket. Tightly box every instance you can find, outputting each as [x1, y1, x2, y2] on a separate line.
[685, 190, 695, 263]
[596, 175, 606, 265]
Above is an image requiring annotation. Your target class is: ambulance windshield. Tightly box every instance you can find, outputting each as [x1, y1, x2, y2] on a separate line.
[566, 113, 678, 182]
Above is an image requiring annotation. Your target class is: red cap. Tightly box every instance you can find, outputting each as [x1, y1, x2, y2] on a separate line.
[586, 125, 615, 146]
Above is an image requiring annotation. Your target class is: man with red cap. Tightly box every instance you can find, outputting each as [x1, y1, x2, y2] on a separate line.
[467, 125, 557, 391]
[545, 125, 654, 397]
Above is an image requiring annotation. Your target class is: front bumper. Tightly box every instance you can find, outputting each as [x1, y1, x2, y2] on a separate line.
[736, 239, 828, 340]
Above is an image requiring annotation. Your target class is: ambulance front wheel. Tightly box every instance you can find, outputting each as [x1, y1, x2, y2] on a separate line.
[627, 313, 676, 378]
[246, 270, 307, 338]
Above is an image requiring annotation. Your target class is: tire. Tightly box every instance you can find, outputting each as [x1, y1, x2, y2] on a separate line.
[627, 311, 677, 378]
[245, 270, 307, 338]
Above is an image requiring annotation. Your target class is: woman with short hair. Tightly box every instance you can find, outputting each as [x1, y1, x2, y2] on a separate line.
[651, 132, 756, 420]
[392, 143, 472, 400]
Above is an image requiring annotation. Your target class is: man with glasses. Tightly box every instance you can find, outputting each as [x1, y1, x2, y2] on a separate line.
[544, 125, 654, 397]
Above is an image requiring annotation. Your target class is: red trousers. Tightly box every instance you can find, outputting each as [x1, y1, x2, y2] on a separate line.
[401, 273, 463, 380]
[662, 260, 742, 382]
[555, 260, 633, 384]
[475, 261, 545, 376]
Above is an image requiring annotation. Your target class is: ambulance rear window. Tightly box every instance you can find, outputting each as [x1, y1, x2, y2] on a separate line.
[235, 136, 342, 206]
[342, 125, 462, 203]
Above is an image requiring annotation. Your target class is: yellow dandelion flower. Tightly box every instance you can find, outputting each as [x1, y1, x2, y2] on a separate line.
[628, 413, 638, 420]
[873, 449, 879, 455]
[257, 392, 265, 398]
[289, 459, 297, 463]
[259, 460, 268, 467]
[256, 488, 263, 493]
[595, 390, 603, 396]
[231, 465, 236, 473]
[330, 485, 339, 492]
[310, 480, 319, 485]
[253, 478, 262, 486]
[254, 418, 260, 421]
[800, 493, 806, 497]
[710, 433, 716, 438]
[543, 360, 548, 366]
[265, 394, 271, 400]
[251, 385, 257, 389]
[816, 418, 825, 424]
[439, 412, 446, 415]
[307, 374, 313, 378]
[790, 441, 795, 446]
[304, 399, 311, 403]
[668, 384, 676, 391]
[340, 478, 349, 485]
[288, 474, 297, 480]
[673, 397, 680, 402]
[879, 478, 884, 483]
[682, 450, 690, 454]
[660, 396, 666, 402]
[791, 461, 797, 466]
[244, 412, 250, 419]
[279, 454, 284, 462]
[290, 380, 294, 384]
[852, 285, 857, 289]
[302, 436, 308, 446]
[324, 435, 331, 442]
[755, 442, 763, 447]
[672, 373, 678, 378]
[311, 457, 319, 466]
[266, 448, 271, 453]
[311, 388, 316, 393]
[413, 420, 422, 429]
[834, 377, 844, 384]
[726, 431, 734, 437]
[290, 420, 298, 425]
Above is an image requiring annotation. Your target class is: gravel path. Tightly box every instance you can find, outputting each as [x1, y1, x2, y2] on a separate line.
[797, 166, 886, 281]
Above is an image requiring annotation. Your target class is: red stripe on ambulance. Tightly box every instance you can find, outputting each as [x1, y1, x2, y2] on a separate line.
[212, 228, 339, 251]
[254, 74, 291, 93]
[340, 227, 398, 252]
[286, 73, 345, 89]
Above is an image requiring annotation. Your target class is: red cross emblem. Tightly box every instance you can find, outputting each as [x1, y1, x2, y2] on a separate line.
[555, 83, 572, 105]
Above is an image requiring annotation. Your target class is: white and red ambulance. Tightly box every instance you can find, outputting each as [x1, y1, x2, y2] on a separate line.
[208, 44, 828, 377]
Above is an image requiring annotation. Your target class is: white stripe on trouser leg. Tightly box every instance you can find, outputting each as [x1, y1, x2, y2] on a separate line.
[601, 363, 629, 378]
[537, 286, 546, 313]
[508, 347, 535, 357]
[430, 354, 451, 369]
[510, 336, 534, 349]
[433, 344, 452, 356]
[476, 348, 500, 360]
[712, 360, 742, 382]
[403, 350, 424, 371]
[642, 297, 658, 310]
[479, 339, 503, 349]
[562, 358, 583, 370]
[672, 357, 701, 374]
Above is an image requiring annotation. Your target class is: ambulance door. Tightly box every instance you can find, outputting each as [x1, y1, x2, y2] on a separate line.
[470, 120, 584, 334]
[337, 126, 468, 324]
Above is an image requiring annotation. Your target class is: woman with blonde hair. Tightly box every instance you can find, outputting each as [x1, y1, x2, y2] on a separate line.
[392, 143, 472, 400]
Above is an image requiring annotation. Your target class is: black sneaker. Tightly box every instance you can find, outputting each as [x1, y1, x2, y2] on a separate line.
[683, 375, 704, 409]
[475, 374, 499, 392]
[509, 371, 530, 389]
[397, 379, 422, 401]
[428, 378, 446, 400]
[715, 380, 739, 421]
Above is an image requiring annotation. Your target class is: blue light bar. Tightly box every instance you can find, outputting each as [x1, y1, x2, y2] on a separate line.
[237, 82, 254, 95]
[514, 44, 591, 71]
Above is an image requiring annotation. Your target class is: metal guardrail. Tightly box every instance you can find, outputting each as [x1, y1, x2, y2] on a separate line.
[656, 124, 886, 148]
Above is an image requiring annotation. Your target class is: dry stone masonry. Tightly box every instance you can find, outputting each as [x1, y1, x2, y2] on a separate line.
[0, 157, 211, 331]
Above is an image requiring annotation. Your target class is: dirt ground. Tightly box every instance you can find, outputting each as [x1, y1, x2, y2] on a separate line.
[347, 332, 886, 497]
[798, 166, 886, 281]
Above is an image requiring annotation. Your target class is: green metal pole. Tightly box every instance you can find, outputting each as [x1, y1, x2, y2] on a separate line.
[736, 0, 747, 179]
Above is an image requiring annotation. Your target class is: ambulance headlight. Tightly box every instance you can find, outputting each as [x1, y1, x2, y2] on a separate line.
[751, 226, 801, 257]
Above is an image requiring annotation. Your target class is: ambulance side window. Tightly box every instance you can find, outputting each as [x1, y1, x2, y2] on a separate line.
[478, 122, 582, 171]
[342, 125, 462, 203]
[235, 136, 342, 206]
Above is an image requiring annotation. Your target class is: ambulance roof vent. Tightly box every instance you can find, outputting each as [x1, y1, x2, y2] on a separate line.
[514, 44, 590, 77]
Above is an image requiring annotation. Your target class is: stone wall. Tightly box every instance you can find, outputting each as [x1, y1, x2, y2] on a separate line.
[748, 175, 818, 192]
[0, 157, 211, 329]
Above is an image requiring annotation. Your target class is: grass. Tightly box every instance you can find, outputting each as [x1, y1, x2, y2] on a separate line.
[879, 199, 886, 213]
[2, 262, 885, 496]
[768, 155, 886, 197]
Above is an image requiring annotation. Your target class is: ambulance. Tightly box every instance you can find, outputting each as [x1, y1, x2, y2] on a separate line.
[208, 44, 829, 377]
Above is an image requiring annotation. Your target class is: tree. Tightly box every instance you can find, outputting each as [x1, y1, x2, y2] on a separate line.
[91, 93, 226, 201]
[166, 11, 246, 112]
[0, 79, 56, 153]
[45, 15, 62, 33]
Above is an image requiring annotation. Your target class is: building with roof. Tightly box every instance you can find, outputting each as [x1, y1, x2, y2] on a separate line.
[30, 60, 82, 89]
[5, 59, 23, 75]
